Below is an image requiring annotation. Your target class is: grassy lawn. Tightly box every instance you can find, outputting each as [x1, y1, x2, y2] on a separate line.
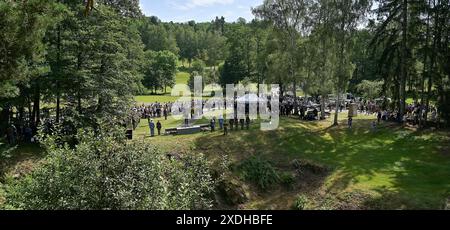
[136, 72, 191, 103]
[3, 83, 450, 210]
[0, 142, 45, 209]
[135, 114, 450, 210]
[132, 116, 211, 153]
[1, 114, 449, 209]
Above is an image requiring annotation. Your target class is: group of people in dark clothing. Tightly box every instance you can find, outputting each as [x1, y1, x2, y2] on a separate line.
[212, 115, 252, 136]
[147, 119, 163, 137]
[132, 102, 172, 120]
[280, 95, 322, 120]
[4, 123, 36, 146]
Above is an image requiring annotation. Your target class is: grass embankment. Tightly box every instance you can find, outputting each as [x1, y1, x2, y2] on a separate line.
[137, 114, 450, 210]
[1, 115, 449, 209]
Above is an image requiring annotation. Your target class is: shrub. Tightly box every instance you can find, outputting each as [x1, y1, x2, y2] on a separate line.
[280, 172, 295, 190]
[6, 130, 215, 210]
[291, 159, 329, 175]
[0, 183, 5, 209]
[293, 195, 309, 210]
[237, 156, 280, 190]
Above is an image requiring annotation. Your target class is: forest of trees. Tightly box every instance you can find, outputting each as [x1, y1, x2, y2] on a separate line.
[2, 0, 449, 134]
[1, 0, 449, 210]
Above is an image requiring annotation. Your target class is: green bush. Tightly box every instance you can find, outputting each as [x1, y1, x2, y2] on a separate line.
[6, 130, 215, 210]
[293, 195, 309, 210]
[0, 183, 5, 210]
[237, 156, 280, 190]
[280, 172, 295, 190]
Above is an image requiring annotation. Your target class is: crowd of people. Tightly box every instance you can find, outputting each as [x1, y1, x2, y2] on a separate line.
[4, 122, 37, 145]
[279, 95, 441, 129]
[131, 98, 259, 137]
[2, 94, 442, 145]
[132, 102, 173, 120]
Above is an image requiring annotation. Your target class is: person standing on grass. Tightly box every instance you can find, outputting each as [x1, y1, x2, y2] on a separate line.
[371, 121, 377, 132]
[156, 121, 162, 136]
[24, 125, 32, 143]
[431, 108, 437, 122]
[218, 115, 224, 130]
[7, 124, 18, 145]
[348, 117, 353, 129]
[246, 115, 250, 130]
[149, 119, 155, 137]
[210, 118, 216, 132]
[163, 107, 168, 120]
[377, 110, 382, 124]
[223, 123, 229, 135]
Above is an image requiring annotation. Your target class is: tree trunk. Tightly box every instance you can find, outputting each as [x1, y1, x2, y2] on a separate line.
[77, 52, 83, 113]
[425, 0, 443, 126]
[32, 83, 40, 126]
[421, 0, 432, 107]
[56, 88, 61, 123]
[0, 105, 10, 135]
[334, 92, 341, 126]
[334, 7, 348, 126]
[293, 79, 298, 115]
[321, 92, 326, 120]
[77, 91, 82, 113]
[399, 0, 408, 119]
[56, 23, 62, 124]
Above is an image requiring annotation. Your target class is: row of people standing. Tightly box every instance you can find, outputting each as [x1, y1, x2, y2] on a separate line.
[133, 102, 172, 120]
[210, 115, 251, 135]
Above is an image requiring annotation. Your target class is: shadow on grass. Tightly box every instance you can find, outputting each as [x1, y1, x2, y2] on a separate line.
[194, 117, 450, 209]
[0, 142, 44, 182]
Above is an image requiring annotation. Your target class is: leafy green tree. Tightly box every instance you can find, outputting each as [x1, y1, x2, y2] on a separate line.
[357, 80, 384, 99]
[53, 4, 142, 121]
[371, 0, 411, 117]
[175, 26, 198, 66]
[253, 0, 312, 99]
[305, 32, 336, 119]
[202, 32, 227, 69]
[7, 127, 215, 210]
[139, 20, 179, 54]
[98, 0, 142, 18]
[0, 0, 63, 133]
[143, 50, 178, 94]
[219, 24, 258, 86]
[348, 29, 379, 92]
[323, 0, 371, 125]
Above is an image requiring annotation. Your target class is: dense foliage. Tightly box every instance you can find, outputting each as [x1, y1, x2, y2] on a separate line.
[1, 0, 450, 211]
[7, 128, 215, 210]
[237, 156, 280, 190]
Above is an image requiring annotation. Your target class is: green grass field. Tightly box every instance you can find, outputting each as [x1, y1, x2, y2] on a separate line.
[135, 72, 218, 104]
[1, 113, 449, 210]
[135, 72, 191, 104]
[131, 114, 450, 209]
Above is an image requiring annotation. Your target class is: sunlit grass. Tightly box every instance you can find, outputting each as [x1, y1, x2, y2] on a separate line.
[141, 113, 450, 209]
